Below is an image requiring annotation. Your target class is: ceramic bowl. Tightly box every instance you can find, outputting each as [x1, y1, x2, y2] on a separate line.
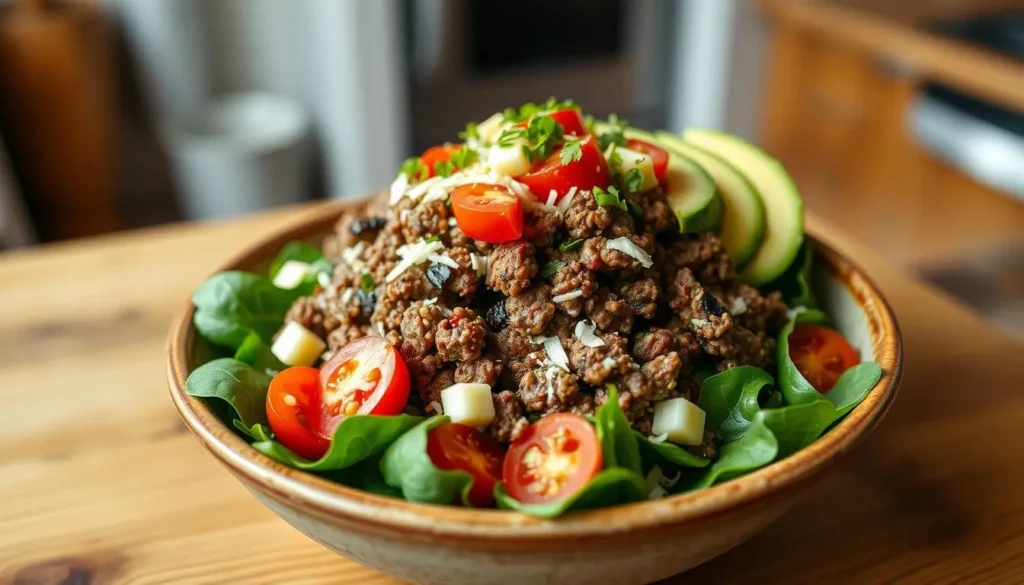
[167, 198, 902, 585]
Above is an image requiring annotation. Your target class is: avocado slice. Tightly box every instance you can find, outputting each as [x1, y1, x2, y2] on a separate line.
[606, 125, 722, 234]
[655, 131, 765, 268]
[683, 129, 804, 286]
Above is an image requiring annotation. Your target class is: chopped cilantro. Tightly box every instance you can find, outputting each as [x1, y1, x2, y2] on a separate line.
[497, 114, 565, 162]
[624, 168, 645, 193]
[593, 185, 628, 213]
[583, 114, 595, 133]
[360, 273, 375, 293]
[433, 160, 454, 178]
[540, 260, 566, 278]
[424, 234, 442, 243]
[398, 157, 428, 183]
[559, 139, 583, 166]
[627, 200, 644, 221]
[458, 122, 479, 141]
[597, 113, 629, 151]
[558, 239, 584, 253]
[449, 146, 478, 169]
[606, 147, 623, 171]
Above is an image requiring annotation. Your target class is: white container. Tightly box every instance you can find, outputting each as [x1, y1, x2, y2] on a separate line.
[170, 92, 311, 219]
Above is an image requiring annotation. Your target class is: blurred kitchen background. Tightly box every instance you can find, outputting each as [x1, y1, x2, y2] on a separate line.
[0, 0, 1022, 335]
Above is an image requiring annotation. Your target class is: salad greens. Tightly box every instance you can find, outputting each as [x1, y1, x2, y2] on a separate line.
[380, 416, 475, 506]
[771, 241, 818, 309]
[268, 241, 333, 297]
[185, 358, 272, 433]
[192, 271, 300, 350]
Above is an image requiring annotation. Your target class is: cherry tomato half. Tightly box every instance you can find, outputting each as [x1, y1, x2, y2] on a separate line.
[427, 423, 506, 507]
[266, 367, 330, 460]
[316, 336, 410, 440]
[450, 183, 524, 243]
[517, 135, 610, 202]
[421, 143, 462, 178]
[516, 108, 587, 137]
[626, 138, 670, 182]
[503, 413, 602, 505]
[788, 324, 861, 393]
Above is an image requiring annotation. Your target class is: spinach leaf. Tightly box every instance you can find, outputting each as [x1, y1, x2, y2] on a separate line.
[192, 271, 299, 350]
[687, 418, 778, 489]
[269, 241, 333, 296]
[635, 432, 711, 475]
[253, 414, 422, 471]
[770, 240, 817, 309]
[233, 420, 273, 441]
[756, 400, 835, 458]
[185, 358, 272, 431]
[494, 467, 647, 519]
[380, 416, 475, 506]
[698, 366, 774, 442]
[594, 385, 643, 475]
[776, 309, 832, 406]
[824, 361, 883, 419]
[233, 332, 286, 373]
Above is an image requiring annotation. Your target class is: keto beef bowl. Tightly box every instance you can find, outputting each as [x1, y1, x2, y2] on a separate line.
[168, 100, 902, 585]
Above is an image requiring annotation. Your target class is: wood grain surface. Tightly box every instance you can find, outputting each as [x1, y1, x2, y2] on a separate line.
[1, 204, 1022, 584]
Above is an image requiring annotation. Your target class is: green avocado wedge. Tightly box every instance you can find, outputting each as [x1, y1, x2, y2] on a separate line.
[683, 129, 804, 286]
[655, 131, 765, 268]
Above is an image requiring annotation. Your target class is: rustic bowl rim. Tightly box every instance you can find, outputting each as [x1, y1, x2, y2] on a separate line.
[167, 198, 903, 543]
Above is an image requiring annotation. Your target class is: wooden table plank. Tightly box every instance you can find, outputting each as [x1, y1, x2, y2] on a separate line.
[1, 205, 1022, 584]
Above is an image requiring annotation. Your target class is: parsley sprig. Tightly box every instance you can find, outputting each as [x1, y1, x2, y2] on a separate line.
[593, 185, 628, 213]
[497, 114, 565, 163]
[501, 97, 579, 124]
[559, 139, 583, 166]
[597, 113, 629, 151]
[398, 157, 429, 183]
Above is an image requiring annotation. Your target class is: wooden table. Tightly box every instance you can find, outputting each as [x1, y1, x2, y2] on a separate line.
[1, 205, 1022, 584]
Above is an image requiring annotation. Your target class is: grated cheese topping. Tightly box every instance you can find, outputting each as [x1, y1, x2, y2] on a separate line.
[470, 253, 489, 277]
[427, 252, 460, 270]
[542, 337, 570, 372]
[386, 239, 445, 282]
[606, 237, 653, 268]
[552, 289, 584, 303]
[730, 296, 748, 316]
[574, 319, 605, 348]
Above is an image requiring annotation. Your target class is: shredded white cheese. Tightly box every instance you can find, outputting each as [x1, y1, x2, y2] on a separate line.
[546, 189, 559, 207]
[448, 217, 458, 227]
[730, 296, 748, 316]
[341, 241, 365, 266]
[606, 237, 653, 268]
[340, 288, 354, 304]
[552, 289, 584, 303]
[690, 318, 710, 328]
[470, 253, 489, 277]
[376, 322, 386, 337]
[399, 209, 410, 223]
[601, 356, 618, 370]
[574, 319, 605, 348]
[644, 465, 682, 501]
[385, 239, 446, 282]
[544, 367, 560, 403]
[556, 186, 578, 214]
[316, 271, 332, 288]
[648, 433, 669, 444]
[427, 252, 460, 270]
[389, 173, 409, 204]
[425, 400, 443, 415]
[542, 337, 570, 372]
[423, 297, 438, 305]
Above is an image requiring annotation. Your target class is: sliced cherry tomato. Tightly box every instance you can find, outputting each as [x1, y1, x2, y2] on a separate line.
[427, 423, 506, 507]
[449, 183, 523, 243]
[266, 367, 330, 460]
[316, 336, 410, 440]
[788, 324, 861, 393]
[503, 413, 602, 505]
[517, 135, 610, 202]
[421, 143, 462, 178]
[516, 108, 587, 137]
[626, 138, 670, 182]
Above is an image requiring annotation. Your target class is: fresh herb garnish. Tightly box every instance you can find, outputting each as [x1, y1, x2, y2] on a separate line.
[597, 114, 629, 151]
[458, 122, 479, 141]
[583, 114, 595, 133]
[449, 146, 478, 169]
[399, 156, 429, 183]
[624, 168, 645, 193]
[497, 114, 565, 163]
[559, 139, 583, 166]
[540, 260, 566, 278]
[501, 98, 579, 124]
[558, 239, 584, 253]
[593, 185, 628, 213]
[360, 272, 375, 293]
[433, 160, 454, 178]
[626, 200, 644, 221]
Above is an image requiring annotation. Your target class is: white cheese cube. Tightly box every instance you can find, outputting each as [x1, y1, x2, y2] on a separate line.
[651, 397, 706, 446]
[271, 321, 326, 367]
[616, 147, 659, 191]
[476, 113, 506, 145]
[488, 140, 533, 177]
[440, 383, 495, 427]
[272, 260, 309, 290]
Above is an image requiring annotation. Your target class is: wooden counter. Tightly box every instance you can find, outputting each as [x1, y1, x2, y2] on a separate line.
[1, 205, 1023, 584]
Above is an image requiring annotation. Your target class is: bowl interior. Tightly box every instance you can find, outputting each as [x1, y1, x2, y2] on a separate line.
[168, 202, 902, 538]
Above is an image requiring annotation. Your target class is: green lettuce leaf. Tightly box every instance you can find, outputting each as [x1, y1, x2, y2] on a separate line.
[594, 385, 643, 476]
[253, 414, 422, 471]
[776, 309, 833, 406]
[687, 418, 778, 489]
[268, 241, 333, 297]
[824, 362, 883, 419]
[185, 358, 272, 431]
[756, 400, 835, 458]
[380, 416, 475, 506]
[698, 366, 774, 442]
[192, 271, 299, 350]
[769, 240, 817, 309]
[635, 432, 711, 470]
[233, 332, 286, 373]
[494, 467, 647, 519]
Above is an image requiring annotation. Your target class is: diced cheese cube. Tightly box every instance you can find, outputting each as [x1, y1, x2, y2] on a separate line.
[488, 140, 532, 177]
[272, 260, 309, 290]
[476, 113, 506, 145]
[616, 147, 659, 191]
[651, 397, 706, 446]
[440, 383, 495, 427]
[271, 321, 326, 367]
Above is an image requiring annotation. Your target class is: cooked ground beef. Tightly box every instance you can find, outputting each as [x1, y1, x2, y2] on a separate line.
[282, 170, 790, 448]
